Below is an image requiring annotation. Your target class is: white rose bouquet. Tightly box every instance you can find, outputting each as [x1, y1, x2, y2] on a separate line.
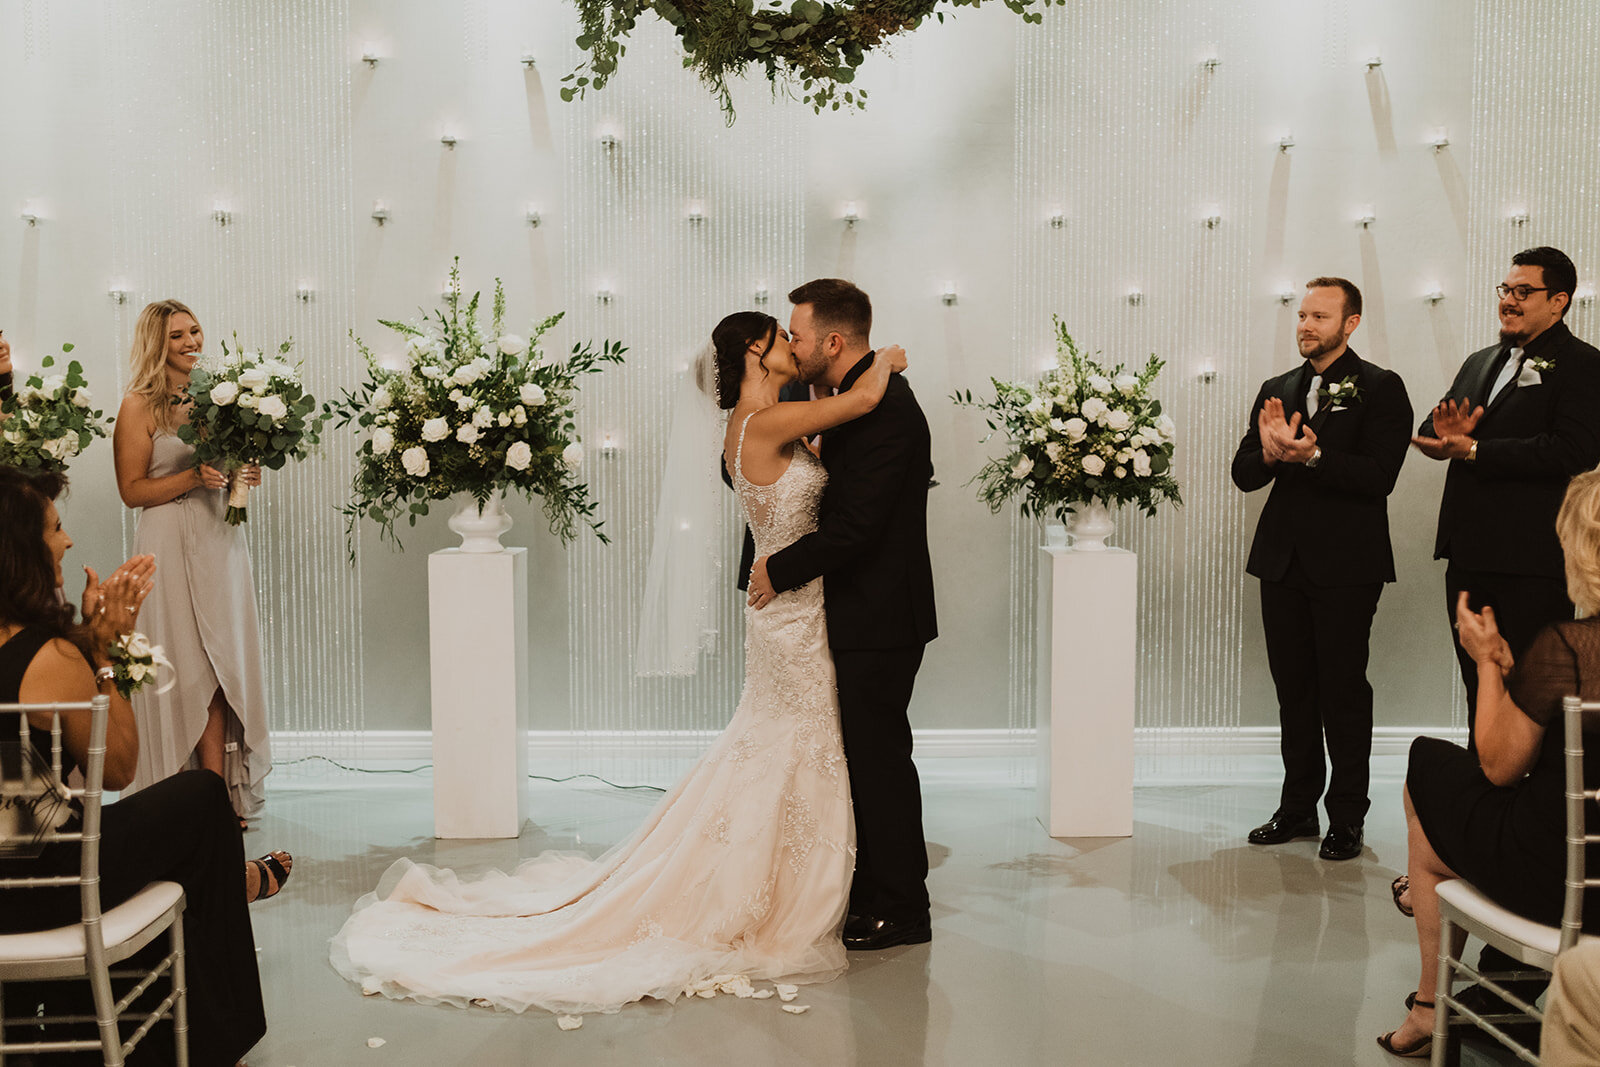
[953, 318, 1182, 522]
[0, 343, 112, 474]
[106, 630, 174, 700]
[328, 262, 625, 554]
[176, 338, 326, 524]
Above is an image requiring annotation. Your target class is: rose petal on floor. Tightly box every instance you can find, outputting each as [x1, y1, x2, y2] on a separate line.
[557, 1015, 583, 1031]
[781, 1004, 811, 1015]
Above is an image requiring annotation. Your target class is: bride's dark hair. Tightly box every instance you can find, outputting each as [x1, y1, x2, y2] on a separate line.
[712, 312, 777, 410]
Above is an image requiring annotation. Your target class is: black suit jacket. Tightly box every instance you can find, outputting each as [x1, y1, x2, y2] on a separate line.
[1231, 349, 1413, 586]
[765, 354, 938, 649]
[1421, 320, 1600, 579]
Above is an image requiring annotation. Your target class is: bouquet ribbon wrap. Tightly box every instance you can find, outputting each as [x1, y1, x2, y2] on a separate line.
[226, 469, 252, 525]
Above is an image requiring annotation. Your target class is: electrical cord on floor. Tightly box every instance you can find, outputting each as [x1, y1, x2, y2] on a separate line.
[271, 754, 667, 793]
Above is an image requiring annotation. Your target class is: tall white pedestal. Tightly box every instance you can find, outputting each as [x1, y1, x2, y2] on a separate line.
[1037, 546, 1136, 838]
[428, 547, 530, 839]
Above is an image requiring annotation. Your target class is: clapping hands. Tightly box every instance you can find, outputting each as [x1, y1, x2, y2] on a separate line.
[1411, 399, 1481, 461]
[1257, 398, 1319, 466]
[82, 555, 156, 652]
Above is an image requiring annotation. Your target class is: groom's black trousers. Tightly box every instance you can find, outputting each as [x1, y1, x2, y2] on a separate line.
[833, 644, 930, 923]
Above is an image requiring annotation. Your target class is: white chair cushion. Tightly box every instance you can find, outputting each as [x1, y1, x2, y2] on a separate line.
[1436, 878, 1600, 965]
[0, 880, 183, 966]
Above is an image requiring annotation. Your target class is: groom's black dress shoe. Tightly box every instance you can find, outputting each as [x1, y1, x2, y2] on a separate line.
[1246, 812, 1319, 845]
[1318, 823, 1363, 861]
[843, 914, 932, 951]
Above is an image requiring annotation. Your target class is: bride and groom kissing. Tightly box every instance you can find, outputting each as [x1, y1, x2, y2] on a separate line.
[331, 278, 939, 1016]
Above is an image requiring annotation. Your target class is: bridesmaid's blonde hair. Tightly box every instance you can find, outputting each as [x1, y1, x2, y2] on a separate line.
[127, 299, 198, 434]
[1557, 470, 1600, 617]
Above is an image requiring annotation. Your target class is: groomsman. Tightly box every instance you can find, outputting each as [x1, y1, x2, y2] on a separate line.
[1232, 277, 1413, 861]
[1413, 246, 1600, 748]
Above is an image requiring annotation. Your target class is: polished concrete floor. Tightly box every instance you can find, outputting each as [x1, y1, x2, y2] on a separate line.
[240, 755, 1524, 1066]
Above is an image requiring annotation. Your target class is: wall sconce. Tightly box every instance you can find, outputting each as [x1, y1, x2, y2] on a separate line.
[1356, 210, 1376, 229]
[377, 354, 405, 372]
[20, 212, 38, 227]
[297, 284, 315, 303]
[1198, 361, 1218, 384]
[600, 432, 620, 458]
[371, 203, 390, 226]
[1126, 289, 1144, 307]
[108, 288, 128, 305]
[1576, 284, 1595, 307]
[1429, 131, 1450, 151]
[361, 47, 380, 68]
[841, 203, 861, 227]
[1049, 210, 1065, 229]
[598, 131, 619, 150]
[1277, 134, 1295, 152]
[525, 209, 541, 228]
[596, 288, 613, 305]
[1201, 56, 1221, 72]
[1365, 56, 1383, 70]
[686, 201, 706, 224]
[1277, 289, 1296, 306]
[1425, 289, 1446, 305]
[753, 286, 769, 305]
[440, 133, 458, 149]
[1202, 213, 1222, 229]
[1509, 210, 1530, 227]
[520, 53, 537, 69]
[941, 285, 958, 306]
[212, 206, 232, 227]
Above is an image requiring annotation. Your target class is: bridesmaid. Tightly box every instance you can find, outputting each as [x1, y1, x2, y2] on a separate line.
[112, 299, 271, 827]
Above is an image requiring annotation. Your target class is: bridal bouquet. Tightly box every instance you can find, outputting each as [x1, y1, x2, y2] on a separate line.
[0, 344, 112, 473]
[176, 340, 325, 524]
[953, 318, 1182, 522]
[329, 263, 625, 553]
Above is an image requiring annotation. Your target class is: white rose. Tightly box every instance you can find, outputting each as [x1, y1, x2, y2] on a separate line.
[1082, 454, 1106, 476]
[456, 423, 481, 444]
[41, 374, 66, 393]
[125, 632, 153, 657]
[562, 442, 584, 467]
[1087, 374, 1112, 393]
[1114, 466, 1127, 479]
[371, 427, 395, 455]
[71, 387, 93, 408]
[238, 367, 269, 391]
[419, 365, 443, 380]
[1011, 455, 1034, 479]
[472, 406, 494, 428]
[497, 413, 511, 427]
[1114, 374, 1140, 395]
[1045, 442, 1064, 462]
[449, 365, 477, 387]
[1155, 414, 1176, 441]
[513, 407, 528, 427]
[497, 334, 528, 357]
[1063, 417, 1088, 442]
[257, 395, 288, 423]
[1104, 409, 1133, 432]
[43, 436, 78, 460]
[209, 380, 239, 406]
[506, 441, 533, 471]
[456, 394, 475, 411]
[1116, 449, 1132, 462]
[519, 383, 547, 407]
[1081, 397, 1110, 423]
[1030, 427, 1048, 443]
[448, 388, 464, 402]
[1132, 451, 1152, 477]
[420, 417, 450, 442]
[238, 392, 259, 409]
[372, 386, 392, 409]
[128, 662, 150, 682]
[3, 429, 22, 444]
[1048, 417, 1066, 433]
[400, 446, 430, 477]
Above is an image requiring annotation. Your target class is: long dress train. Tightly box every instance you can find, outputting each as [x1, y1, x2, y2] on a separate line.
[330, 424, 853, 1015]
[126, 432, 272, 816]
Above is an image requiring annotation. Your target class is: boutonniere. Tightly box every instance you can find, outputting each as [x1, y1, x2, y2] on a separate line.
[1317, 374, 1362, 411]
[1525, 353, 1555, 374]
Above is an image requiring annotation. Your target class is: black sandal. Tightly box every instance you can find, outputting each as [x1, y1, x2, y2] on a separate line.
[248, 851, 293, 902]
[1378, 997, 1435, 1059]
[1391, 874, 1414, 918]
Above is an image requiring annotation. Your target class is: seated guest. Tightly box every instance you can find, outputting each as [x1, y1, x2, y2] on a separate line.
[1378, 470, 1600, 1058]
[0, 466, 289, 1065]
[1543, 941, 1600, 1065]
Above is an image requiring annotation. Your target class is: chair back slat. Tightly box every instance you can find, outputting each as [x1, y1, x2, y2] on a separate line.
[1560, 696, 1600, 951]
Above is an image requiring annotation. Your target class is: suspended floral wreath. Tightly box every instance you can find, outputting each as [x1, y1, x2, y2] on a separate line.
[563, 0, 1064, 121]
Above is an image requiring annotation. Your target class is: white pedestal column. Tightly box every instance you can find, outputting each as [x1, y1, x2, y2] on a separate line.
[1037, 545, 1136, 838]
[428, 547, 530, 839]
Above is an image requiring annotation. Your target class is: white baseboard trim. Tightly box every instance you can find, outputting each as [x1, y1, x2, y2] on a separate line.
[268, 725, 1468, 766]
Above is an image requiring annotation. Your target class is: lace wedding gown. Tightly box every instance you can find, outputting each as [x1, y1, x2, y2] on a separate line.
[330, 420, 853, 1016]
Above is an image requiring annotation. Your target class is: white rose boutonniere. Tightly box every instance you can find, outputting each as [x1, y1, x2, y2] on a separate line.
[1317, 374, 1363, 412]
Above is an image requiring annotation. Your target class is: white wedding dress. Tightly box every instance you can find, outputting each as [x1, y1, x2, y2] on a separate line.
[330, 418, 853, 1016]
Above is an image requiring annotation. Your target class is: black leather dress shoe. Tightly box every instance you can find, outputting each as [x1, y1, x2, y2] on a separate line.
[1318, 823, 1363, 860]
[1247, 812, 1319, 845]
[843, 915, 932, 951]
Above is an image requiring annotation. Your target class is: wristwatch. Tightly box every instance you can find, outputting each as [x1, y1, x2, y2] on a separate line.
[1466, 440, 1478, 462]
[1305, 447, 1322, 469]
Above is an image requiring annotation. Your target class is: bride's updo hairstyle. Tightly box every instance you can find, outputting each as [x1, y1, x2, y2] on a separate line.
[712, 312, 777, 410]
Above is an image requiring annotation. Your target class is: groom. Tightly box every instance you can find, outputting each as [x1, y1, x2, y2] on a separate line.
[747, 278, 939, 951]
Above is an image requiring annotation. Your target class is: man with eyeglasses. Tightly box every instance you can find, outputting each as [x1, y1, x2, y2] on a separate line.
[1413, 245, 1600, 746]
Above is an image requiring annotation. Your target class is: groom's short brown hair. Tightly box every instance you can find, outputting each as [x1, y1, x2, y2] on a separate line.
[789, 278, 871, 343]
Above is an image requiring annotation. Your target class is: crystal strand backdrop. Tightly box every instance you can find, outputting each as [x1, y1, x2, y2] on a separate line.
[1013, 5, 1256, 775]
[561, 22, 805, 782]
[106, 0, 364, 761]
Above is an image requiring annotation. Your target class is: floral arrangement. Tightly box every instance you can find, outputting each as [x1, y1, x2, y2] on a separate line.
[0, 344, 112, 473]
[177, 340, 325, 525]
[106, 631, 173, 699]
[565, 0, 1064, 121]
[953, 319, 1182, 522]
[327, 263, 626, 554]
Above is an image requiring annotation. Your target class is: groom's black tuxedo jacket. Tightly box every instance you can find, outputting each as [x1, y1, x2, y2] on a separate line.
[1231, 348, 1413, 587]
[766, 353, 938, 649]
[1420, 320, 1600, 580]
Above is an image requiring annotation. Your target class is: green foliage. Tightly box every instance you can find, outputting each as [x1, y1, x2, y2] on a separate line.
[565, 0, 1067, 121]
[0, 342, 113, 473]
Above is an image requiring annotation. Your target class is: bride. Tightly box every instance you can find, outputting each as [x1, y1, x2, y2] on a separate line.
[331, 312, 907, 1017]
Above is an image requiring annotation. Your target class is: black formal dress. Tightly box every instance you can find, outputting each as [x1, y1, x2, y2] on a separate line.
[765, 353, 938, 923]
[1409, 619, 1600, 927]
[0, 627, 265, 1066]
[1422, 320, 1600, 745]
[1231, 349, 1413, 827]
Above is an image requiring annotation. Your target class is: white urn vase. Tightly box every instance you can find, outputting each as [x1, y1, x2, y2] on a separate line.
[1068, 498, 1115, 552]
[447, 489, 513, 553]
